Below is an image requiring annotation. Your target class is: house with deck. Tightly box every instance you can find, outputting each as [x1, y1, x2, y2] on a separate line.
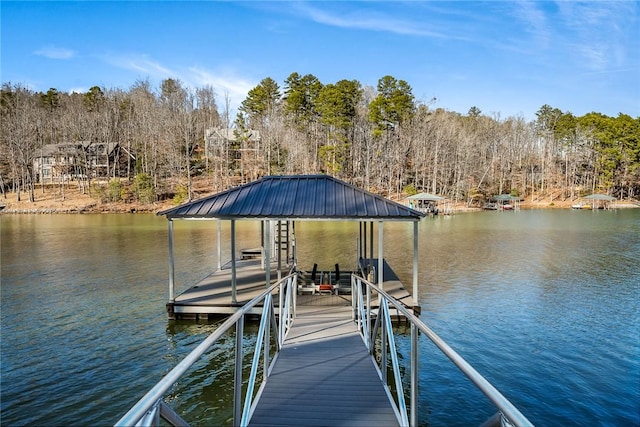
[33, 141, 133, 184]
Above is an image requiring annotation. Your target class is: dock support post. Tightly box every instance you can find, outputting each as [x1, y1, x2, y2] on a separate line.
[413, 221, 418, 305]
[231, 220, 237, 304]
[276, 221, 281, 274]
[233, 315, 244, 426]
[369, 222, 374, 268]
[292, 221, 297, 268]
[260, 221, 265, 269]
[217, 220, 222, 270]
[378, 221, 384, 293]
[411, 323, 418, 426]
[359, 222, 364, 261]
[168, 219, 175, 302]
[265, 220, 271, 287]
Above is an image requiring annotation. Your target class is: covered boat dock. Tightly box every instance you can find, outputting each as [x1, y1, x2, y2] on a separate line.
[584, 193, 617, 209]
[119, 176, 534, 427]
[406, 192, 451, 215]
[487, 194, 521, 210]
[157, 175, 425, 319]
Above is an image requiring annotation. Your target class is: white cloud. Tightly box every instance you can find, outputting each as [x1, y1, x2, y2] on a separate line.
[99, 51, 256, 113]
[34, 46, 76, 60]
[291, 2, 462, 40]
[555, 1, 637, 71]
[511, 1, 551, 49]
[189, 68, 254, 96]
[102, 53, 175, 78]
[188, 67, 256, 113]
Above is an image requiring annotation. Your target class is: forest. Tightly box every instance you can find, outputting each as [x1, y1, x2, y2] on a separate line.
[1, 74, 639, 207]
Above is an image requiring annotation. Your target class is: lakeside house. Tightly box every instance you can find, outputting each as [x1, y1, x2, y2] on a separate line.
[204, 127, 263, 183]
[33, 141, 134, 184]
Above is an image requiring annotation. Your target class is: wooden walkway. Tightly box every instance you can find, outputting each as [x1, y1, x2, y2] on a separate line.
[249, 305, 399, 427]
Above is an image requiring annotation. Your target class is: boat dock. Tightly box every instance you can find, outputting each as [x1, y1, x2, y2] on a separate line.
[249, 305, 399, 427]
[117, 176, 534, 427]
[168, 258, 419, 320]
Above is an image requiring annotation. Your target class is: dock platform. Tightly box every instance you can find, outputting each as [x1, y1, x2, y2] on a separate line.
[168, 259, 278, 318]
[249, 305, 399, 427]
[168, 258, 419, 319]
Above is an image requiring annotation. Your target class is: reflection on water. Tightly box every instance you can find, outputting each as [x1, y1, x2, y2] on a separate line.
[1, 210, 638, 426]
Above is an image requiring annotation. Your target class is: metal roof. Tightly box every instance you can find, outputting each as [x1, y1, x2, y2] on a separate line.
[158, 175, 425, 221]
[492, 194, 520, 201]
[407, 192, 446, 201]
[584, 194, 616, 201]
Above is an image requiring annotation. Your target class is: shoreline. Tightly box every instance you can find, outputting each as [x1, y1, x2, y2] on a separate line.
[1, 181, 638, 215]
[0, 203, 166, 215]
[2, 195, 638, 215]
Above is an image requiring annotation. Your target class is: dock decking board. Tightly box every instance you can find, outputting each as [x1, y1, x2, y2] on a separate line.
[248, 306, 400, 427]
[171, 259, 281, 316]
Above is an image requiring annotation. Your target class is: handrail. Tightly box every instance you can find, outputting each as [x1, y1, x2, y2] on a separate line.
[350, 274, 534, 427]
[115, 273, 297, 427]
[117, 270, 532, 427]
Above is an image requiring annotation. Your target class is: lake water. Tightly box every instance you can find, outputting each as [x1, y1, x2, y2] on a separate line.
[1, 210, 638, 426]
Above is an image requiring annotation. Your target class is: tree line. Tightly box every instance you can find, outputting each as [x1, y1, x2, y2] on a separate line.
[1, 74, 638, 205]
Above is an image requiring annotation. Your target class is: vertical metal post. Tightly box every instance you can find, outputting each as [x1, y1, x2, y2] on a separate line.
[265, 220, 271, 287]
[292, 221, 297, 268]
[366, 284, 371, 349]
[359, 222, 364, 261]
[378, 221, 384, 291]
[413, 220, 419, 305]
[168, 220, 175, 302]
[369, 222, 374, 267]
[364, 221, 368, 262]
[217, 220, 222, 270]
[381, 301, 388, 385]
[279, 283, 284, 345]
[277, 220, 282, 276]
[411, 323, 418, 427]
[292, 274, 297, 318]
[231, 220, 237, 304]
[264, 300, 271, 379]
[352, 276, 357, 321]
[233, 316, 244, 426]
[285, 221, 290, 266]
[260, 221, 265, 269]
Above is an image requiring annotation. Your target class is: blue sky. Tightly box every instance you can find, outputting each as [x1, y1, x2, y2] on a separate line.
[2, 1, 639, 121]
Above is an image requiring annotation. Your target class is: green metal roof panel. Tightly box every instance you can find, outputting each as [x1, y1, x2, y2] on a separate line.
[158, 175, 424, 221]
[493, 194, 520, 201]
[584, 194, 616, 201]
[407, 192, 446, 201]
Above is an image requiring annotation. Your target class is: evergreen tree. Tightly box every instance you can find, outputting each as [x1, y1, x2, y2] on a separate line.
[368, 75, 415, 136]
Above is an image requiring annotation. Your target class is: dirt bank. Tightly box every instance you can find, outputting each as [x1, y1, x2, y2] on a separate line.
[0, 187, 173, 214]
[1, 186, 637, 214]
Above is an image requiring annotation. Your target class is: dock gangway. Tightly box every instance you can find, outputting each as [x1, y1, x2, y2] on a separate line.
[115, 272, 533, 427]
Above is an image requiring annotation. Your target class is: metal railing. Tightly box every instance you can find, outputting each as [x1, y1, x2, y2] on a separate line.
[114, 273, 297, 427]
[350, 274, 534, 427]
[116, 270, 532, 427]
